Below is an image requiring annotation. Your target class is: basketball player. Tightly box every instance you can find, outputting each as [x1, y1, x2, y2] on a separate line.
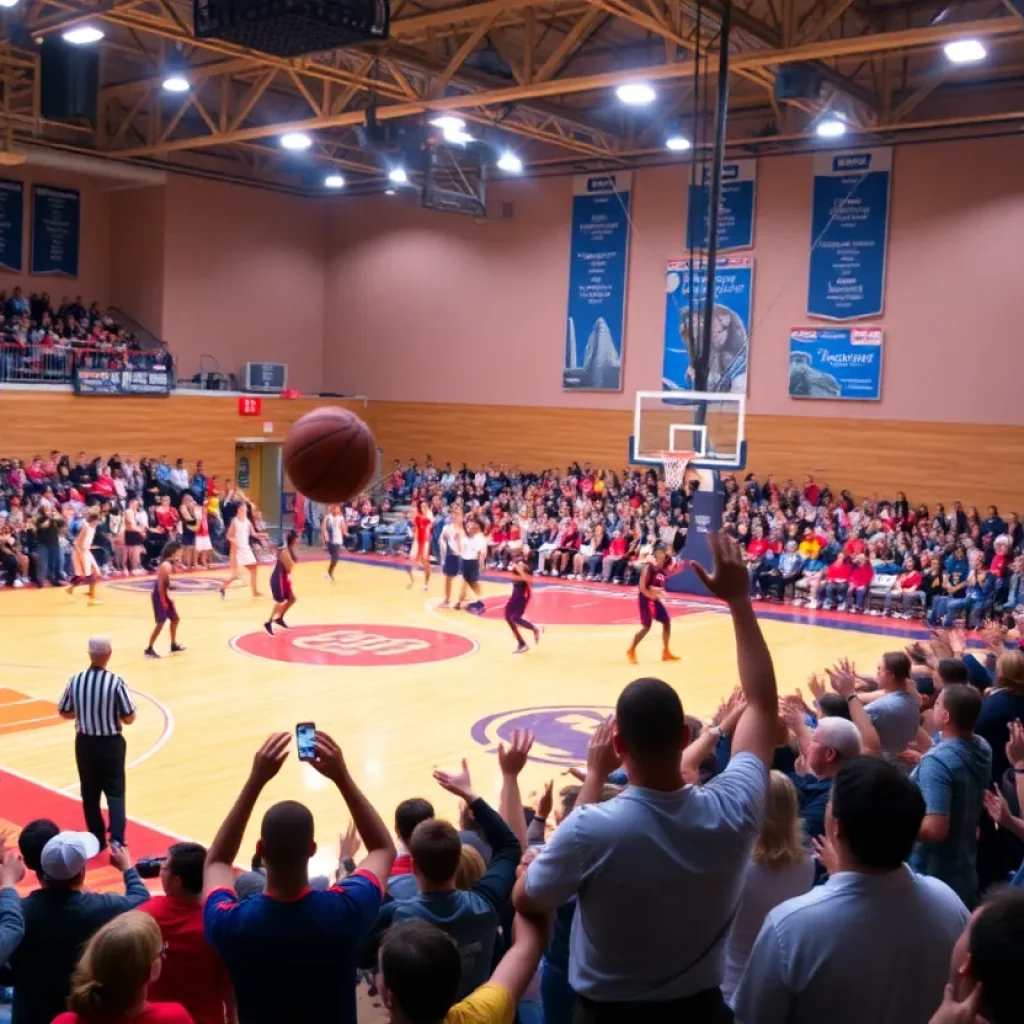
[194, 499, 213, 569]
[505, 553, 542, 654]
[456, 517, 488, 614]
[67, 508, 102, 606]
[219, 503, 266, 598]
[438, 508, 464, 609]
[322, 504, 347, 583]
[265, 531, 298, 635]
[145, 541, 185, 658]
[407, 499, 433, 590]
[627, 544, 680, 664]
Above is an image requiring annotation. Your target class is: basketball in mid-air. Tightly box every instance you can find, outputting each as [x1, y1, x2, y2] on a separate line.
[283, 407, 377, 503]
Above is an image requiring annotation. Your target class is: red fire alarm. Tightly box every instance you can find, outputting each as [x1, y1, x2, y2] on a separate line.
[238, 396, 262, 416]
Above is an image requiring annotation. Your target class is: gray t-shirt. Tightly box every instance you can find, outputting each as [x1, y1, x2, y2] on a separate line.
[865, 690, 920, 755]
[524, 752, 768, 1001]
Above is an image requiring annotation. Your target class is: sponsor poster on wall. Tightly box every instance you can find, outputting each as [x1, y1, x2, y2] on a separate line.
[789, 326, 883, 400]
[685, 158, 756, 252]
[563, 171, 631, 391]
[0, 179, 23, 273]
[807, 147, 891, 320]
[31, 184, 80, 277]
[663, 257, 753, 393]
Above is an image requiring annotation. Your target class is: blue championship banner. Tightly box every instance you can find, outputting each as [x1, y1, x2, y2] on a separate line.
[31, 185, 80, 277]
[663, 257, 753, 394]
[74, 368, 173, 396]
[0, 179, 24, 272]
[807, 147, 891, 320]
[563, 171, 631, 391]
[789, 326, 883, 400]
[685, 158, 756, 252]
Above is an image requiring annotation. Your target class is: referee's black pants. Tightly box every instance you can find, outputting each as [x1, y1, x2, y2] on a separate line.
[74, 733, 127, 848]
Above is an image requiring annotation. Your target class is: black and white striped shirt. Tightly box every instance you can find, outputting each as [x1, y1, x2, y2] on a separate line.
[59, 667, 136, 736]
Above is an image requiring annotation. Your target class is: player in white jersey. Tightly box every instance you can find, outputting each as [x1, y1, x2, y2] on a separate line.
[219, 503, 267, 598]
[67, 508, 102, 605]
[321, 504, 347, 583]
[438, 509, 465, 609]
[456, 516, 488, 614]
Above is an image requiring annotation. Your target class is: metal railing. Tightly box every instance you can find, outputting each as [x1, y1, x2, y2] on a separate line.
[0, 343, 171, 386]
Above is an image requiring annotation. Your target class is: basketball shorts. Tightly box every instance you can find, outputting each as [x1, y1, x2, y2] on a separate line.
[639, 596, 670, 628]
[152, 592, 179, 625]
[270, 569, 293, 603]
[461, 559, 481, 585]
[443, 552, 462, 578]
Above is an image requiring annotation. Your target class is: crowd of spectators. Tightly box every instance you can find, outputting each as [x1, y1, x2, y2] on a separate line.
[2, 534, 1024, 1024]
[0, 452, 270, 588]
[0, 289, 169, 383]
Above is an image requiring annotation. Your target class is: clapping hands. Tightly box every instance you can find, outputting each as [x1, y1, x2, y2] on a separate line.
[433, 758, 478, 805]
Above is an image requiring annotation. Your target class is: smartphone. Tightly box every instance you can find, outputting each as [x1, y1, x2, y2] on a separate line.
[296, 722, 316, 762]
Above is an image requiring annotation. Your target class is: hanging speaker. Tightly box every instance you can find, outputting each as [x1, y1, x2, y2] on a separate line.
[774, 64, 823, 102]
[40, 39, 99, 123]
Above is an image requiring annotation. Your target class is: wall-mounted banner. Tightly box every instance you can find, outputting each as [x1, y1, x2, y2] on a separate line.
[563, 171, 631, 391]
[789, 326, 883, 400]
[31, 185, 80, 277]
[807, 147, 891, 320]
[685, 158, 756, 252]
[0, 179, 24, 273]
[663, 257, 753, 394]
[74, 367, 173, 396]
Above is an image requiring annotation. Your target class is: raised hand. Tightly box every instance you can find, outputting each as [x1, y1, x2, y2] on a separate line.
[895, 747, 924, 769]
[779, 697, 805, 733]
[930, 628, 954, 661]
[433, 758, 477, 804]
[0, 846, 25, 889]
[109, 843, 132, 874]
[719, 693, 748, 736]
[310, 731, 347, 784]
[498, 729, 535, 778]
[810, 835, 839, 877]
[250, 732, 291, 787]
[983, 785, 1012, 827]
[536, 779, 555, 821]
[949, 626, 967, 658]
[586, 716, 622, 779]
[338, 820, 362, 862]
[826, 658, 857, 698]
[1006, 719, 1024, 771]
[689, 531, 750, 606]
[807, 674, 826, 705]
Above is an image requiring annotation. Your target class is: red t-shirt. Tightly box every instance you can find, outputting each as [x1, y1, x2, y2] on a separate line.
[826, 561, 852, 583]
[53, 1003, 192, 1024]
[844, 538, 866, 557]
[990, 554, 1008, 578]
[155, 507, 180, 531]
[139, 895, 230, 1024]
[850, 564, 874, 587]
[747, 539, 770, 559]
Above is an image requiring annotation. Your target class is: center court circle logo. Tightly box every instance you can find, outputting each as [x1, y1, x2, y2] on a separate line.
[472, 706, 613, 766]
[230, 624, 478, 667]
[109, 576, 227, 594]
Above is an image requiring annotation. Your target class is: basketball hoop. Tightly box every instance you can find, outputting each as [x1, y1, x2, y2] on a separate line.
[656, 451, 693, 491]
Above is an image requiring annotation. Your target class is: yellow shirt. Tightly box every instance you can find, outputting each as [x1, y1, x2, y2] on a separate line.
[799, 538, 822, 559]
[444, 983, 516, 1024]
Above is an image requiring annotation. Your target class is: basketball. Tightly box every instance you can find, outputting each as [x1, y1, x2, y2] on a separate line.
[283, 407, 377, 503]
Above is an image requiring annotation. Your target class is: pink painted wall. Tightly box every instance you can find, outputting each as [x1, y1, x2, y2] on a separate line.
[0, 164, 110, 308]
[109, 186, 165, 336]
[160, 176, 326, 393]
[323, 133, 1024, 425]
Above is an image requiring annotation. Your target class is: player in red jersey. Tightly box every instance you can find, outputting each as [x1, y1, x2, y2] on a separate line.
[627, 544, 680, 664]
[265, 531, 298, 635]
[505, 553, 542, 654]
[407, 499, 433, 590]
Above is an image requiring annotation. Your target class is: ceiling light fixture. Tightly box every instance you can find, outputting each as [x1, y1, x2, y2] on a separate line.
[161, 74, 190, 94]
[665, 133, 691, 152]
[445, 128, 475, 145]
[616, 82, 656, 106]
[63, 26, 104, 44]
[279, 132, 313, 151]
[815, 116, 847, 139]
[0, 0, 22, 9]
[496, 150, 524, 174]
[388, 166, 408, 185]
[385, 188, 397, 195]
[430, 115, 466, 133]
[324, 174, 345, 189]
[944, 39, 986, 64]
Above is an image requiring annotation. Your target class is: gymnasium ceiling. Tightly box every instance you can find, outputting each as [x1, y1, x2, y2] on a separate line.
[2, 0, 1024, 192]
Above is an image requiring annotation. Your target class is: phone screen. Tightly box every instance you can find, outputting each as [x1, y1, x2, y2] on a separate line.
[296, 723, 316, 762]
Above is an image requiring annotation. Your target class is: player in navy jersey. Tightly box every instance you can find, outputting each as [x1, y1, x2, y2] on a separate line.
[145, 541, 186, 658]
[505, 553, 542, 654]
[265, 531, 298, 635]
[627, 544, 680, 664]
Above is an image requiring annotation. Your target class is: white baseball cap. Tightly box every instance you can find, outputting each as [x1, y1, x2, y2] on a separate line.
[40, 832, 101, 881]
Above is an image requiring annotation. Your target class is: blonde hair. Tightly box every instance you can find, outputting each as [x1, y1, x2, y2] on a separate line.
[455, 845, 486, 890]
[68, 911, 161, 1018]
[995, 651, 1024, 695]
[752, 771, 805, 871]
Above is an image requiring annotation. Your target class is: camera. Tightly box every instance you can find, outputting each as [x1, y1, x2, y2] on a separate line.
[135, 855, 167, 879]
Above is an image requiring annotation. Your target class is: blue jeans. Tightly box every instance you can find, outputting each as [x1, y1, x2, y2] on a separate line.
[884, 590, 926, 615]
[851, 585, 870, 611]
[816, 581, 848, 606]
[542, 958, 576, 1024]
[35, 542, 60, 585]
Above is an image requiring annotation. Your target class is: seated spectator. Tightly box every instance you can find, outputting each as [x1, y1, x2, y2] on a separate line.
[514, 533, 778, 1020]
[721, 771, 814, 1005]
[53, 910, 191, 1024]
[202, 731, 394, 1024]
[734, 757, 970, 1024]
[10, 833, 149, 1024]
[376, 912, 548, 1024]
[755, 540, 802, 602]
[139, 843, 232, 1024]
[389, 798, 435, 900]
[809, 551, 851, 610]
[847, 552, 875, 612]
[881, 555, 925, 619]
[601, 529, 629, 583]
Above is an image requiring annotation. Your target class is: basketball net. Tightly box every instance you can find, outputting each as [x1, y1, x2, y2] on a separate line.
[657, 451, 692, 491]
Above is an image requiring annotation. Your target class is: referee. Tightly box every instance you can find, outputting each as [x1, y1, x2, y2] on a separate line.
[58, 637, 136, 850]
